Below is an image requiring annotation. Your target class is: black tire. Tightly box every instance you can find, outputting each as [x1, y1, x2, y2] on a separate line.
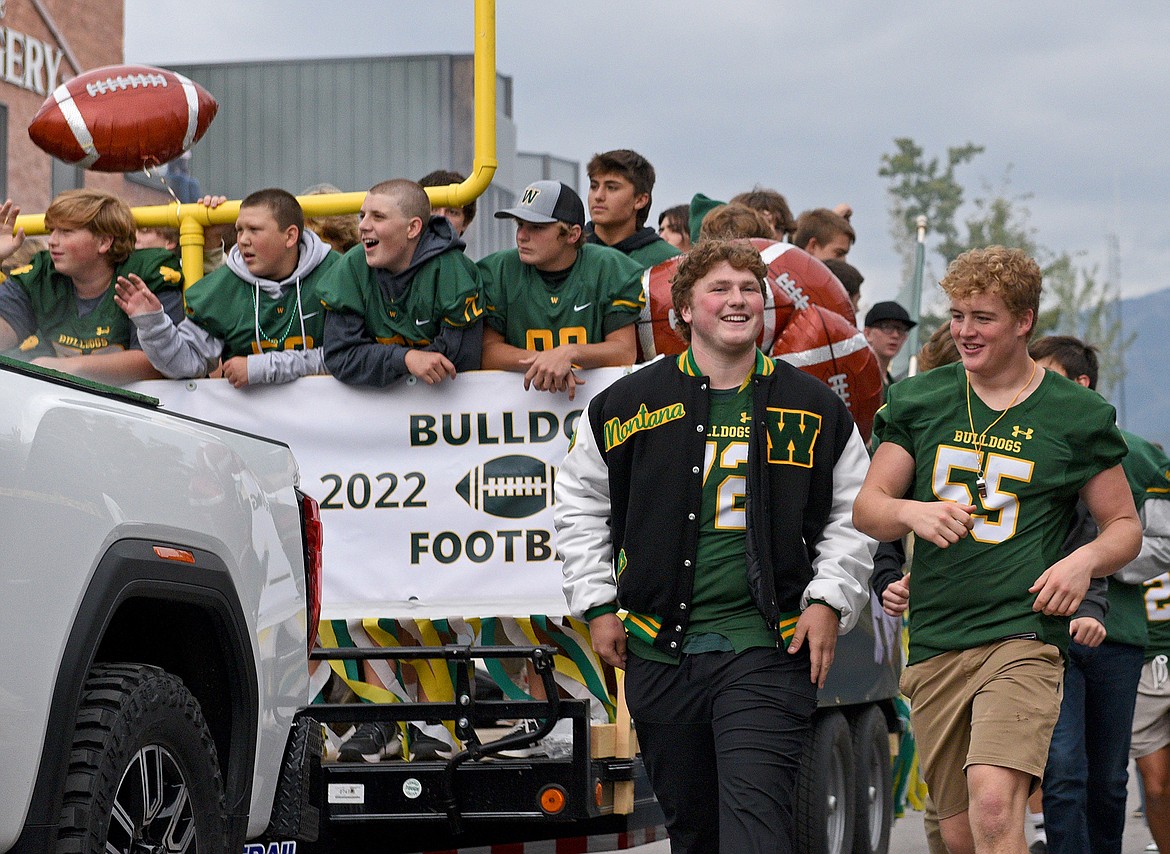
[797, 710, 856, 854]
[57, 663, 229, 853]
[849, 706, 892, 854]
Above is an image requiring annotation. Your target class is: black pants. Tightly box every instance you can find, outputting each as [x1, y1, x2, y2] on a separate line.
[625, 646, 817, 854]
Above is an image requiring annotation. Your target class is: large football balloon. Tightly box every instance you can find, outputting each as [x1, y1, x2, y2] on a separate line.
[755, 239, 856, 327]
[771, 302, 883, 442]
[635, 253, 792, 361]
[634, 240, 882, 439]
[29, 64, 218, 172]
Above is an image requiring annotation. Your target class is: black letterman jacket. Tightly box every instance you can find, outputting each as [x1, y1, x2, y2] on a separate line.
[556, 349, 875, 657]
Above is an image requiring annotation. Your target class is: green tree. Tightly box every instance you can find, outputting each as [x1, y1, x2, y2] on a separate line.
[1036, 256, 1132, 399]
[959, 171, 1038, 256]
[878, 137, 984, 284]
[879, 139, 1129, 392]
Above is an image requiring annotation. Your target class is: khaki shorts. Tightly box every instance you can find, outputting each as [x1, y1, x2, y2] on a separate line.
[1131, 654, 1170, 759]
[900, 639, 1063, 820]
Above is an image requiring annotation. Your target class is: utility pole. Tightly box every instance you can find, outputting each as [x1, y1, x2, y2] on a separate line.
[1106, 230, 1125, 426]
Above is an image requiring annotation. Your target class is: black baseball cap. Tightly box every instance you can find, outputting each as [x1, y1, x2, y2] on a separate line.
[495, 181, 585, 228]
[864, 301, 916, 329]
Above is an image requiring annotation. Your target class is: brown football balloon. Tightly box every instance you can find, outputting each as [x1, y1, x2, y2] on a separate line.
[29, 64, 218, 172]
[635, 240, 882, 439]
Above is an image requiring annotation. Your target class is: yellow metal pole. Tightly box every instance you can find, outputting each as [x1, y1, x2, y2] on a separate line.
[426, 0, 498, 210]
[13, 0, 497, 287]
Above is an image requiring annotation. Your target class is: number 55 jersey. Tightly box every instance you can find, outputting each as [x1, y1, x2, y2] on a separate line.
[874, 362, 1127, 664]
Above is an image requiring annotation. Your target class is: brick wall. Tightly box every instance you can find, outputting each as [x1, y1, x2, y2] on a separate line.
[0, 0, 169, 214]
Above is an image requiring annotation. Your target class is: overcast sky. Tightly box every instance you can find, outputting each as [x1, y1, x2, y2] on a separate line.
[124, 0, 1169, 309]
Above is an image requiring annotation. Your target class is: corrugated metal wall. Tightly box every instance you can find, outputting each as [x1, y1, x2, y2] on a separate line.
[166, 53, 541, 258]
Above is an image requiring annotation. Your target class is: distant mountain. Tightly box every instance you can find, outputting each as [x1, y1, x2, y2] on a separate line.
[1119, 286, 1170, 451]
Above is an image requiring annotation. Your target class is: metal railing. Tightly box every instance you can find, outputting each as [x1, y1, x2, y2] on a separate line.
[14, 0, 498, 288]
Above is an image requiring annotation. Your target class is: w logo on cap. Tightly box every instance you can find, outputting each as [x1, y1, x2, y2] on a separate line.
[521, 186, 542, 205]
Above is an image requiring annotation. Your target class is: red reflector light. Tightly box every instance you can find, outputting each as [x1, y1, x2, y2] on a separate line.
[153, 546, 195, 563]
[299, 490, 323, 653]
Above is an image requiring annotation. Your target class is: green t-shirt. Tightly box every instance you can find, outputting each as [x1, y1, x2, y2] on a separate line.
[875, 363, 1128, 664]
[477, 243, 645, 350]
[1142, 572, 1170, 660]
[9, 248, 181, 354]
[318, 243, 483, 345]
[182, 252, 340, 358]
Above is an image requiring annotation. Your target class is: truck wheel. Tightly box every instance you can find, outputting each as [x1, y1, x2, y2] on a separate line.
[56, 663, 229, 854]
[850, 706, 892, 854]
[797, 710, 856, 854]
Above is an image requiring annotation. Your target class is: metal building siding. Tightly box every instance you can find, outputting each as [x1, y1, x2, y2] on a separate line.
[165, 53, 537, 256]
[172, 55, 458, 198]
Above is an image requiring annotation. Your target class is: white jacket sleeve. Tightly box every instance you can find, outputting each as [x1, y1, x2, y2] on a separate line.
[801, 425, 877, 634]
[246, 348, 329, 385]
[130, 311, 222, 379]
[554, 404, 618, 620]
[1114, 498, 1170, 584]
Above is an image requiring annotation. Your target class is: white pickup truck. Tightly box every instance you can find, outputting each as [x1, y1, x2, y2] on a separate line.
[0, 355, 323, 853]
[0, 354, 901, 854]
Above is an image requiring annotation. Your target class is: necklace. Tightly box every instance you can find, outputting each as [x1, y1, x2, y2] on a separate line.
[252, 287, 300, 348]
[965, 359, 1037, 499]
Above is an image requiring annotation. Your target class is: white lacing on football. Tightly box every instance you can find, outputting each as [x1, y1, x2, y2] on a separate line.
[84, 73, 170, 97]
[482, 477, 545, 497]
[771, 271, 811, 311]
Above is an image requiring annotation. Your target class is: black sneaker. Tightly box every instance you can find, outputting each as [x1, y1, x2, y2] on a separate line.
[496, 718, 572, 758]
[338, 722, 402, 763]
[407, 724, 454, 760]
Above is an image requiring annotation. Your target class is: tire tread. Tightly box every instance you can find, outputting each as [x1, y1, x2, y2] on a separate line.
[55, 662, 228, 854]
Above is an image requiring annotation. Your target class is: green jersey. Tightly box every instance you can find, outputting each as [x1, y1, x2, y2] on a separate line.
[875, 363, 1128, 664]
[319, 243, 482, 346]
[1105, 578, 1150, 649]
[687, 381, 775, 649]
[7, 248, 181, 354]
[1143, 572, 1170, 660]
[478, 243, 646, 350]
[626, 360, 777, 665]
[1101, 430, 1170, 647]
[182, 252, 339, 358]
[627, 238, 681, 269]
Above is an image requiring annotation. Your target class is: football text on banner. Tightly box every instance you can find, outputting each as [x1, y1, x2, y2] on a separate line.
[129, 369, 630, 616]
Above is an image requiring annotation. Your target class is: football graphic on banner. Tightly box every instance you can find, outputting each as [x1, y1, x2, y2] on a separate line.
[456, 454, 556, 519]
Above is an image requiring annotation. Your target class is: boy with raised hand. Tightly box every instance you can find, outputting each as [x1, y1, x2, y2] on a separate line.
[117, 188, 338, 387]
[319, 178, 483, 387]
[479, 180, 646, 401]
[854, 246, 1141, 854]
[585, 149, 679, 268]
[0, 190, 183, 385]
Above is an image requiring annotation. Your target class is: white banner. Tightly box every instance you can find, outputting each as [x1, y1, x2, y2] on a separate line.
[129, 369, 630, 620]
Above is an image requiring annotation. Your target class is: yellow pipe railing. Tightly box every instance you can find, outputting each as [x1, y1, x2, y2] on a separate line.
[15, 0, 497, 286]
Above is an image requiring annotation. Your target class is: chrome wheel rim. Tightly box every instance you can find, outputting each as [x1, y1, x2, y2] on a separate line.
[107, 744, 197, 853]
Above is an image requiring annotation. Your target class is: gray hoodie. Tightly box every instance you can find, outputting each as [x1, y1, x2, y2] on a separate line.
[132, 230, 333, 384]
